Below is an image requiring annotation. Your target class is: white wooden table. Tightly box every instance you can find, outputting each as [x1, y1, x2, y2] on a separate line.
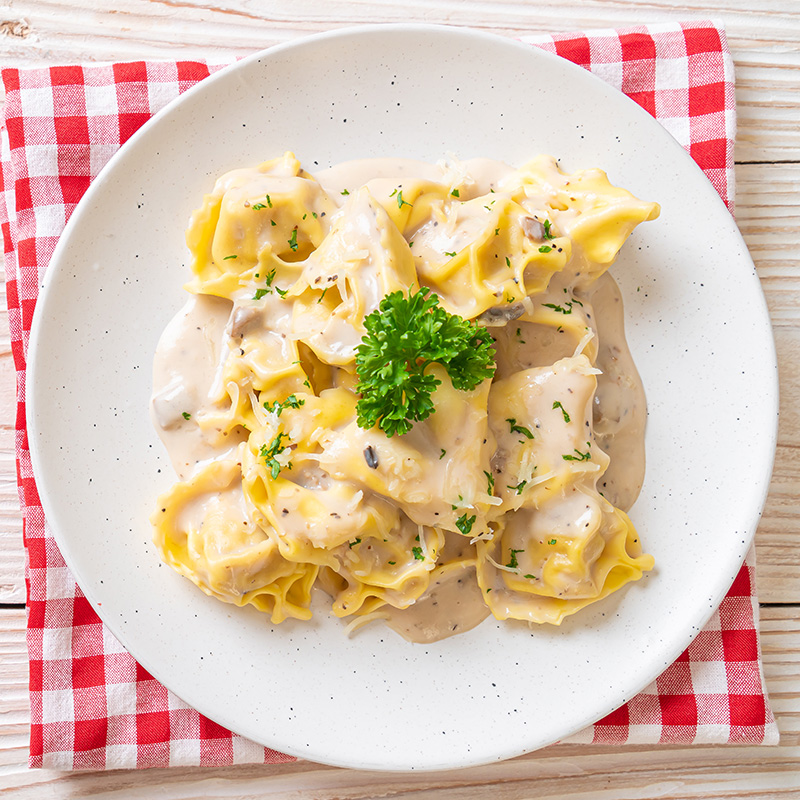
[1, 2, 798, 797]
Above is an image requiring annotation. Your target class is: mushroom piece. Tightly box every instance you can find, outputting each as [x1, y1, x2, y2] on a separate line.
[477, 302, 526, 327]
[521, 216, 546, 242]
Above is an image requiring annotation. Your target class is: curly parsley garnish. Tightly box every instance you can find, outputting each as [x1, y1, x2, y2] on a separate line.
[354, 288, 496, 437]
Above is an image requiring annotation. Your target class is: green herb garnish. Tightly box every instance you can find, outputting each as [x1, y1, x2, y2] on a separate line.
[412, 546, 425, 561]
[263, 394, 305, 417]
[543, 302, 572, 315]
[259, 432, 291, 479]
[456, 513, 476, 536]
[354, 288, 496, 437]
[562, 449, 591, 462]
[552, 401, 571, 423]
[506, 549, 524, 569]
[506, 418, 534, 439]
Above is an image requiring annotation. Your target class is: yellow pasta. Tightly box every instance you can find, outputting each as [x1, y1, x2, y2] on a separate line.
[151, 152, 658, 640]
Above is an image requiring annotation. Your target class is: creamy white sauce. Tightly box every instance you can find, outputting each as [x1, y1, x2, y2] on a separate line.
[152, 156, 647, 643]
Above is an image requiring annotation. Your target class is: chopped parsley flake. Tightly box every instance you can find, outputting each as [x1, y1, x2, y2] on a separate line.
[260, 432, 291, 479]
[451, 188, 460, 198]
[223, 254, 237, 260]
[543, 302, 572, 315]
[251, 203, 267, 211]
[506, 548, 524, 569]
[483, 470, 495, 493]
[562, 449, 591, 462]
[288, 227, 298, 251]
[507, 480, 527, 495]
[181, 411, 191, 420]
[440, 449, 446, 460]
[506, 418, 534, 439]
[265, 195, 273, 208]
[341, 189, 350, 195]
[349, 538, 361, 548]
[539, 245, 553, 253]
[543, 219, 554, 240]
[456, 513, 476, 536]
[412, 546, 425, 561]
[552, 401, 571, 423]
[397, 190, 412, 209]
[524, 574, 536, 580]
[263, 394, 305, 417]
[318, 287, 328, 304]
[548, 538, 557, 545]
[275, 286, 288, 298]
[444, 251, 457, 257]
[253, 288, 269, 300]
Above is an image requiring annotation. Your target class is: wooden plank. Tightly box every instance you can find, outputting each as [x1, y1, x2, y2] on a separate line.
[737, 162, 800, 603]
[0, 605, 797, 797]
[1, 1, 799, 162]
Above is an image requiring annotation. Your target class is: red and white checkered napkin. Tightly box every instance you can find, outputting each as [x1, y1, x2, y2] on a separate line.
[0, 20, 778, 771]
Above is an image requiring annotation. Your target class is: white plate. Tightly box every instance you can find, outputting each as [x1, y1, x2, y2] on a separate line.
[28, 25, 777, 771]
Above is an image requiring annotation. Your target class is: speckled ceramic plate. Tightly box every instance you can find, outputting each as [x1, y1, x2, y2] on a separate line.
[27, 25, 777, 771]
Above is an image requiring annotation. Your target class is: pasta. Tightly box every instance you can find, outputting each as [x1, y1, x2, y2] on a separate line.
[150, 152, 658, 641]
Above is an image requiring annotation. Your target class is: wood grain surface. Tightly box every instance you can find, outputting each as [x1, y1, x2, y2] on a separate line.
[0, 1, 798, 797]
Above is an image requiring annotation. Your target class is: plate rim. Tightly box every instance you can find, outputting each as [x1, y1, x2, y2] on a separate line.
[26, 22, 779, 771]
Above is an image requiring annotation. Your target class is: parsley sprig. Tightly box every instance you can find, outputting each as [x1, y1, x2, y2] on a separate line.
[355, 288, 496, 437]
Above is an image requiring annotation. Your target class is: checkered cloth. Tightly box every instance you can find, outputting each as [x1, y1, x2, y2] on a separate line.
[0, 20, 778, 771]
